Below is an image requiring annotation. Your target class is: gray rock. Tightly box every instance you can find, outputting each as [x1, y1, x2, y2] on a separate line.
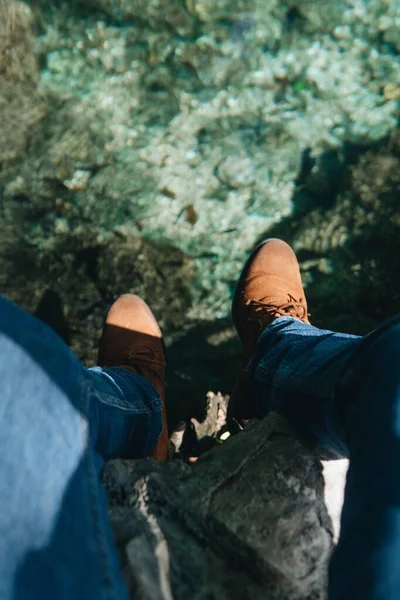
[104, 412, 337, 600]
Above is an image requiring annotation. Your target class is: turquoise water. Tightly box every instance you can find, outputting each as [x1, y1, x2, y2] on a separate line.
[1, 1, 400, 377]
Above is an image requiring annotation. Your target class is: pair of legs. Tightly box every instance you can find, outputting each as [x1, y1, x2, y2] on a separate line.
[1, 239, 399, 599]
[0, 293, 163, 600]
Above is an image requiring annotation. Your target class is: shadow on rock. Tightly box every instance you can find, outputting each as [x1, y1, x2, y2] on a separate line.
[34, 288, 70, 345]
[166, 318, 241, 431]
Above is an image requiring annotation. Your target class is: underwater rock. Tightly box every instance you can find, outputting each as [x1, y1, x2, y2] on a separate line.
[2, 0, 400, 326]
[91, 0, 196, 36]
[1, 0, 400, 364]
[0, 1, 46, 161]
[185, 0, 252, 22]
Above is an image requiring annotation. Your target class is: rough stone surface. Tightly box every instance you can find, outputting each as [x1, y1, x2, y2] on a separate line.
[104, 411, 339, 600]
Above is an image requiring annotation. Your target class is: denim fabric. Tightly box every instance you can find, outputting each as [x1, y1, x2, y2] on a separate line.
[248, 316, 360, 457]
[0, 294, 162, 600]
[87, 366, 162, 460]
[250, 316, 400, 600]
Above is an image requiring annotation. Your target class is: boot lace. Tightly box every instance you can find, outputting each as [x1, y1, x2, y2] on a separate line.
[245, 293, 310, 323]
[108, 345, 166, 386]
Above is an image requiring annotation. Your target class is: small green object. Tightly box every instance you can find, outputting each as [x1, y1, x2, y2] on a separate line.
[293, 80, 307, 92]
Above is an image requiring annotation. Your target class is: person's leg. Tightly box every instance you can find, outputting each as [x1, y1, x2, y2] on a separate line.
[95, 294, 169, 462]
[249, 316, 359, 457]
[249, 315, 400, 600]
[0, 294, 163, 600]
[329, 318, 400, 600]
[230, 239, 400, 600]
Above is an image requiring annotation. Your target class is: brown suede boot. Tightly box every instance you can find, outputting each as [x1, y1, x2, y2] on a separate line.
[97, 294, 168, 461]
[228, 238, 310, 426]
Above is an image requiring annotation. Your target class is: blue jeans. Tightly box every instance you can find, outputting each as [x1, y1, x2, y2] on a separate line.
[250, 316, 400, 600]
[2, 294, 400, 600]
[0, 295, 162, 600]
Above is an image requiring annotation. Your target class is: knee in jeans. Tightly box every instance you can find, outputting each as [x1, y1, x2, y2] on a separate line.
[341, 321, 400, 394]
[368, 324, 400, 370]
